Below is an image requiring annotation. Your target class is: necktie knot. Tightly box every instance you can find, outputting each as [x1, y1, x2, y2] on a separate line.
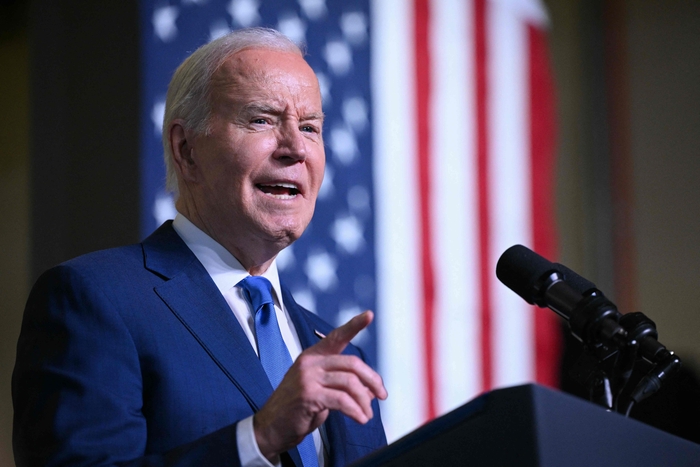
[237, 275, 274, 313]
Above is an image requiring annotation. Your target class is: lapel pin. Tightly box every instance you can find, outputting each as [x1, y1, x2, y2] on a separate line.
[314, 329, 326, 339]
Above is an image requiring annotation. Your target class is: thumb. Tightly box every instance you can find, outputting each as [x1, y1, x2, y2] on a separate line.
[310, 310, 373, 355]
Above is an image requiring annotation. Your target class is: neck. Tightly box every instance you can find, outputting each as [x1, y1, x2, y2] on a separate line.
[176, 197, 279, 275]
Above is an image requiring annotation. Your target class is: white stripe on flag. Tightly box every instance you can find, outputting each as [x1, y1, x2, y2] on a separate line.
[488, 0, 535, 387]
[371, 0, 425, 442]
[430, 0, 483, 414]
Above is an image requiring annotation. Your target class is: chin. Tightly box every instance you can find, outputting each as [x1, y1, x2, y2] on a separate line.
[261, 219, 306, 245]
[252, 205, 314, 244]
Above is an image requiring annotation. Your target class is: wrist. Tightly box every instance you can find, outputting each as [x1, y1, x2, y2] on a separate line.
[253, 413, 282, 464]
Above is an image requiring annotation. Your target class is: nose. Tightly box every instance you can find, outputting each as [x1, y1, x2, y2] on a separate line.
[275, 121, 309, 162]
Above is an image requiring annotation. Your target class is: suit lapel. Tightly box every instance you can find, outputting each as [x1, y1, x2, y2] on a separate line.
[143, 222, 273, 411]
[144, 224, 330, 467]
[281, 287, 327, 350]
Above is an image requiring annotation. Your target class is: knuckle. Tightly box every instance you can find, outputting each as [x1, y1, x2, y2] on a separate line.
[295, 353, 316, 370]
[337, 391, 356, 410]
[344, 355, 363, 369]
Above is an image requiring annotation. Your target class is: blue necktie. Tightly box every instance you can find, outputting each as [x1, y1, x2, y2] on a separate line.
[238, 276, 320, 467]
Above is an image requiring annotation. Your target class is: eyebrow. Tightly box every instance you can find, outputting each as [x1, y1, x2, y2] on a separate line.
[241, 102, 325, 123]
[241, 102, 283, 116]
[301, 112, 325, 123]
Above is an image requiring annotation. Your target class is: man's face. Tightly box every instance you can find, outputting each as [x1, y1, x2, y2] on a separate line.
[183, 48, 325, 257]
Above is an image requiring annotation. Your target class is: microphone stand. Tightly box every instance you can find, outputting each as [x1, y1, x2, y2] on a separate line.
[566, 306, 682, 415]
[544, 278, 682, 415]
[496, 245, 683, 416]
[617, 312, 682, 416]
[542, 280, 629, 411]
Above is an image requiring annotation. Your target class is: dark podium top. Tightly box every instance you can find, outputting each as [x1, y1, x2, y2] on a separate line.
[352, 384, 700, 467]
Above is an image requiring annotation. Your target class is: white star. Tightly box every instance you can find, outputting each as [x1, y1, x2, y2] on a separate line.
[318, 165, 334, 200]
[340, 12, 368, 45]
[323, 40, 353, 76]
[347, 185, 370, 213]
[278, 13, 306, 45]
[299, 0, 327, 21]
[209, 19, 231, 41]
[305, 251, 338, 292]
[153, 191, 177, 225]
[330, 125, 357, 165]
[336, 304, 368, 345]
[292, 288, 317, 313]
[182, 0, 208, 4]
[227, 0, 260, 27]
[331, 215, 364, 254]
[315, 72, 331, 106]
[276, 245, 295, 271]
[153, 6, 179, 43]
[151, 99, 165, 136]
[342, 97, 368, 133]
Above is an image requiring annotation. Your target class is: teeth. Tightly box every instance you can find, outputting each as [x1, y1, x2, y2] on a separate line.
[257, 182, 300, 199]
[260, 183, 298, 189]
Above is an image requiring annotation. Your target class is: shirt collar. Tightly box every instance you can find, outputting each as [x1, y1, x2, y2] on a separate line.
[172, 213, 285, 308]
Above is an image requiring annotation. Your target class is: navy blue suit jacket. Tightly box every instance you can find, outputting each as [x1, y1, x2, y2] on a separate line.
[13, 222, 386, 466]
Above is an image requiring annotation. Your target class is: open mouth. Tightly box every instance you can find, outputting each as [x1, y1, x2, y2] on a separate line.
[256, 183, 300, 199]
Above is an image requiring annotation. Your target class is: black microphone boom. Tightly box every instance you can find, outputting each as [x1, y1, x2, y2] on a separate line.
[495, 244, 681, 414]
[496, 244, 626, 349]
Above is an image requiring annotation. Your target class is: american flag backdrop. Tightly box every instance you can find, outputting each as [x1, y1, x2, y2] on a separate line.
[139, 0, 560, 442]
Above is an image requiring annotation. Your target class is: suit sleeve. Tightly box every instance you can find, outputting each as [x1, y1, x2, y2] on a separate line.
[12, 264, 243, 467]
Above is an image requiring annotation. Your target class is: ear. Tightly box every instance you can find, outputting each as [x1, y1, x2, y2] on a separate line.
[169, 120, 198, 183]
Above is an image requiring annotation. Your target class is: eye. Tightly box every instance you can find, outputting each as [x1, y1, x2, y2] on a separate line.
[252, 118, 268, 125]
[300, 124, 319, 133]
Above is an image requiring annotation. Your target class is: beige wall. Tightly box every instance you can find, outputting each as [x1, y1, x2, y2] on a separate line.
[626, 0, 700, 365]
[0, 27, 29, 467]
[547, 0, 700, 366]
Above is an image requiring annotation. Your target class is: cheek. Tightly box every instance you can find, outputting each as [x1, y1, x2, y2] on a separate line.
[234, 138, 278, 176]
[311, 150, 326, 189]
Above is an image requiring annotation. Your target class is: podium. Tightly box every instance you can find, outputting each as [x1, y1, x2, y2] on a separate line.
[352, 384, 700, 467]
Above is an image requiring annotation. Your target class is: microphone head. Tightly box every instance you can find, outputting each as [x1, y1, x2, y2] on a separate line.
[496, 244, 557, 306]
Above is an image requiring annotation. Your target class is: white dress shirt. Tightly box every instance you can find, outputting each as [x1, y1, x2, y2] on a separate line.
[172, 214, 325, 467]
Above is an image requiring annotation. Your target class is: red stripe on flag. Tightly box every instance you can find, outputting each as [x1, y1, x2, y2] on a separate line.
[474, 0, 492, 392]
[413, 0, 437, 419]
[528, 24, 561, 388]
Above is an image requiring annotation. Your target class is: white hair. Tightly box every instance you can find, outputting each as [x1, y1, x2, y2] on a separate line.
[162, 27, 303, 194]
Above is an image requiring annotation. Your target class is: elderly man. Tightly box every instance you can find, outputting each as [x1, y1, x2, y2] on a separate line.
[13, 28, 387, 467]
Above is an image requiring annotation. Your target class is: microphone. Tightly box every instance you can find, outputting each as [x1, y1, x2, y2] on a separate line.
[496, 244, 682, 414]
[496, 245, 626, 349]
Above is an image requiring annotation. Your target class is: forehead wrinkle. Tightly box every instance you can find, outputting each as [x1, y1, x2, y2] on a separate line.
[210, 62, 267, 100]
[210, 50, 323, 119]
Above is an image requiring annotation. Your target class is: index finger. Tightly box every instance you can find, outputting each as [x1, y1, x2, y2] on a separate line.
[309, 310, 373, 356]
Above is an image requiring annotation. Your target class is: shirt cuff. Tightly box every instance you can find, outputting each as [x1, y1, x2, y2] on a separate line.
[236, 415, 280, 467]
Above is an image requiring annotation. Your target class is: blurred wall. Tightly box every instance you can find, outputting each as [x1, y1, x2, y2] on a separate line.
[1, 0, 699, 464]
[626, 0, 700, 368]
[28, 1, 141, 278]
[0, 3, 29, 466]
[547, 0, 700, 366]
[0, 1, 141, 464]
